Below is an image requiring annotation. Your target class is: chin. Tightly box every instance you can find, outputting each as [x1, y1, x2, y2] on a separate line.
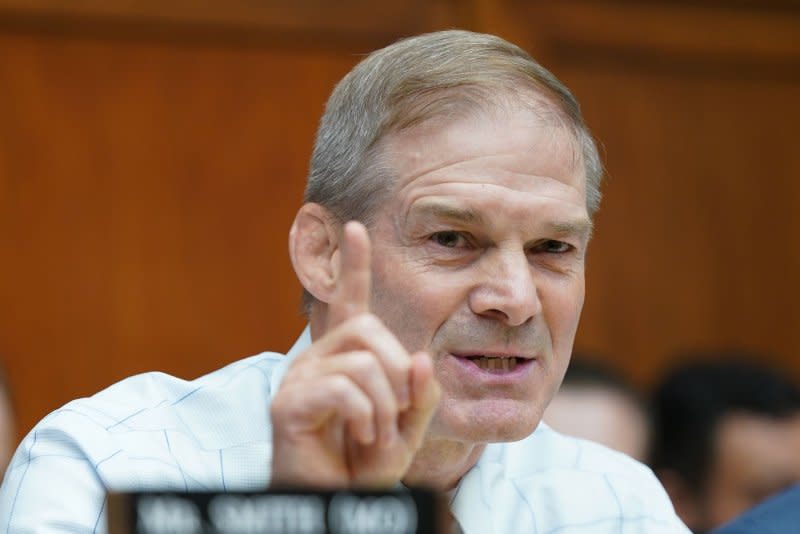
[434, 400, 543, 443]
[483, 420, 540, 443]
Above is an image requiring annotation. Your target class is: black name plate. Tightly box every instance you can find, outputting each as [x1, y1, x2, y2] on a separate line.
[108, 489, 450, 534]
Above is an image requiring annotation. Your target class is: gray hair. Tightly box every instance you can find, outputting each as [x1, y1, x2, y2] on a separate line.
[302, 30, 603, 310]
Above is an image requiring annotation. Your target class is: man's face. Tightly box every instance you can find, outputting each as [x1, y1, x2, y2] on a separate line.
[701, 413, 800, 529]
[366, 104, 591, 444]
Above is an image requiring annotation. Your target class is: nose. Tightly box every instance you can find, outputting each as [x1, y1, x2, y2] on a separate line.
[468, 248, 541, 326]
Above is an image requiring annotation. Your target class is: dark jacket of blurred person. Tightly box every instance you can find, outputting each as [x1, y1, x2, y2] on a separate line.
[711, 483, 800, 534]
[649, 357, 800, 533]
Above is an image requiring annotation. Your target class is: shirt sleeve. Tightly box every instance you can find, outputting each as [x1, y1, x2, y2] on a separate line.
[0, 422, 109, 533]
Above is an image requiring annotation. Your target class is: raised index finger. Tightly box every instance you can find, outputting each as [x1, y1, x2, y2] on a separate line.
[327, 221, 372, 329]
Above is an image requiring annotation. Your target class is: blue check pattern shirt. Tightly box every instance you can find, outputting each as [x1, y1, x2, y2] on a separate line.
[0, 328, 689, 533]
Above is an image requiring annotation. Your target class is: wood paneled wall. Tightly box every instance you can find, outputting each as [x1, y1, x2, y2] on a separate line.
[1, 0, 799, 440]
[492, 1, 800, 383]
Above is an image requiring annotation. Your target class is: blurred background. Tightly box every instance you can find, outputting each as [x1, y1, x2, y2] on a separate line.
[1, 0, 799, 448]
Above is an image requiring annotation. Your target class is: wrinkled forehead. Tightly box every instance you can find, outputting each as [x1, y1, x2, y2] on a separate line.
[375, 92, 586, 190]
[381, 103, 585, 190]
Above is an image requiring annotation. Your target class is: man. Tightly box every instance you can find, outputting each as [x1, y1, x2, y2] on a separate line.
[544, 357, 651, 462]
[0, 30, 688, 532]
[650, 358, 800, 533]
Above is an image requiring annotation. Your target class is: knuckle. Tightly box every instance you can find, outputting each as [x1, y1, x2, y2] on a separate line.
[327, 375, 351, 400]
[281, 366, 302, 382]
[375, 393, 398, 422]
[349, 350, 380, 374]
[284, 352, 316, 376]
[328, 376, 370, 417]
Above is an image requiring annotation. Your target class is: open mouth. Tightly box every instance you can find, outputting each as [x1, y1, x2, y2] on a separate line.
[463, 355, 524, 373]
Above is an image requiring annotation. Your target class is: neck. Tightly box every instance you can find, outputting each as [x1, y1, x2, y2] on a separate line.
[402, 438, 486, 491]
[308, 306, 326, 340]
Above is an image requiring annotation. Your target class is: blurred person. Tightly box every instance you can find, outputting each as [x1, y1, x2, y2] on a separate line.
[650, 358, 800, 533]
[0, 30, 688, 533]
[711, 483, 800, 534]
[544, 357, 650, 461]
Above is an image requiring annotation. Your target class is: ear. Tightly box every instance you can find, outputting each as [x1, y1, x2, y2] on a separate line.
[656, 468, 701, 530]
[289, 203, 341, 304]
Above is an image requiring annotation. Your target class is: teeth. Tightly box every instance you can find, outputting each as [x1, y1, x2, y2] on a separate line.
[472, 356, 519, 372]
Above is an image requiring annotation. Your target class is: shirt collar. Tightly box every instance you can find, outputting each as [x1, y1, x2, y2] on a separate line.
[269, 325, 312, 396]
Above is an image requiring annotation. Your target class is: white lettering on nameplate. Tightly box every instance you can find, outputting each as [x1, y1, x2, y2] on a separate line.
[328, 494, 418, 534]
[137, 496, 202, 534]
[209, 495, 326, 534]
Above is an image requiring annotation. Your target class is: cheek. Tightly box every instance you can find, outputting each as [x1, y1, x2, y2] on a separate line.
[369, 260, 463, 352]
[542, 276, 585, 343]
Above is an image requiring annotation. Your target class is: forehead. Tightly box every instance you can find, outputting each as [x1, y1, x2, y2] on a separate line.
[717, 413, 800, 451]
[378, 104, 587, 215]
[714, 413, 800, 477]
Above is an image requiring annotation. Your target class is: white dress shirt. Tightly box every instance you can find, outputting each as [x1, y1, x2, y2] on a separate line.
[0, 328, 689, 533]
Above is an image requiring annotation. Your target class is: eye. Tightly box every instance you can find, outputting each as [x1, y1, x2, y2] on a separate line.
[535, 240, 573, 254]
[430, 231, 470, 248]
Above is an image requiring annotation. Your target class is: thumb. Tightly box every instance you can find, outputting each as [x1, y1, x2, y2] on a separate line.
[398, 351, 440, 449]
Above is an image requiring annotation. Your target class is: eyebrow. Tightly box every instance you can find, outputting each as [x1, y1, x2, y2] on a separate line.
[546, 219, 594, 241]
[410, 201, 594, 240]
[410, 203, 486, 226]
